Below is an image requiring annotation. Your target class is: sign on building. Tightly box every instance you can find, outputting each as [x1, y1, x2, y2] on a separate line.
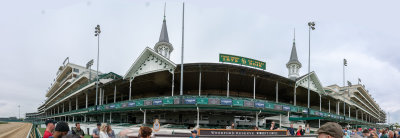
[219, 54, 266, 70]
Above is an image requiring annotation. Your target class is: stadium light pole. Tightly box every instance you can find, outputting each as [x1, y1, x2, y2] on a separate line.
[94, 25, 101, 105]
[307, 21, 315, 109]
[18, 105, 20, 119]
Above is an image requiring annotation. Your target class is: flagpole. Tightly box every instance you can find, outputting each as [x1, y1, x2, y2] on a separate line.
[180, 2, 185, 96]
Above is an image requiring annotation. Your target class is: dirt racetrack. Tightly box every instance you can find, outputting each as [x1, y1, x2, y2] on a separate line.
[0, 122, 32, 138]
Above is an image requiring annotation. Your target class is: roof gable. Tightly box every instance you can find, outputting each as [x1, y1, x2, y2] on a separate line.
[124, 47, 176, 79]
[295, 71, 325, 95]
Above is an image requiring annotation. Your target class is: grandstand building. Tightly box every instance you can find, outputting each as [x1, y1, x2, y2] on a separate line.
[26, 11, 386, 131]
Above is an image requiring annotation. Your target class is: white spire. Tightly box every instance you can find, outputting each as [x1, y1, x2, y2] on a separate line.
[154, 3, 173, 59]
[287, 28, 302, 80]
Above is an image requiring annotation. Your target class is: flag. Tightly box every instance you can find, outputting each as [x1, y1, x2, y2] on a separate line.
[343, 59, 347, 66]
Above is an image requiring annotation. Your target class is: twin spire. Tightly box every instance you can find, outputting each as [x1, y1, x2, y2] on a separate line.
[286, 28, 302, 80]
[154, 3, 173, 59]
[158, 2, 169, 43]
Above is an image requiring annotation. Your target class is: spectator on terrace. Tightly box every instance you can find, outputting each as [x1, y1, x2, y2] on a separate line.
[287, 123, 295, 136]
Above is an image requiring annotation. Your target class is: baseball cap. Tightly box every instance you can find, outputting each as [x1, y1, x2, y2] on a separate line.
[191, 130, 198, 134]
[55, 121, 70, 132]
[317, 122, 344, 138]
[45, 119, 56, 126]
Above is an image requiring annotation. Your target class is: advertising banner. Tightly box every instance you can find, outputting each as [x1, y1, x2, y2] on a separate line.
[274, 105, 283, 111]
[184, 98, 196, 104]
[153, 99, 162, 105]
[121, 103, 128, 108]
[254, 102, 265, 108]
[198, 129, 287, 136]
[109, 104, 116, 109]
[174, 98, 180, 104]
[163, 98, 174, 104]
[282, 105, 290, 111]
[232, 100, 244, 106]
[219, 54, 266, 70]
[128, 101, 136, 107]
[196, 98, 208, 105]
[244, 101, 254, 107]
[208, 98, 220, 105]
[144, 100, 153, 106]
[220, 99, 232, 105]
[290, 106, 298, 112]
[136, 100, 144, 106]
[265, 103, 274, 109]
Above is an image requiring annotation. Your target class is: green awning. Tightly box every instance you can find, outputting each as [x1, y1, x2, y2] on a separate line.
[289, 116, 324, 121]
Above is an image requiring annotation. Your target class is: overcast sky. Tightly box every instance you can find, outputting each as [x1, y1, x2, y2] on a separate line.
[0, 0, 399, 123]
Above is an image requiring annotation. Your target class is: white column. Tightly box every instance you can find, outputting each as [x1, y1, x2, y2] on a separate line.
[95, 88, 98, 105]
[279, 114, 282, 129]
[171, 72, 174, 96]
[84, 115, 87, 122]
[294, 86, 297, 106]
[76, 96, 78, 110]
[69, 99, 72, 111]
[143, 110, 147, 124]
[356, 110, 358, 120]
[110, 112, 112, 124]
[199, 71, 201, 96]
[328, 100, 330, 113]
[275, 81, 279, 103]
[253, 76, 256, 99]
[227, 71, 229, 97]
[349, 106, 351, 118]
[361, 111, 363, 121]
[343, 102, 346, 116]
[337, 102, 340, 115]
[99, 88, 102, 105]
[85, 92, 88, 108]
[114, 84, 116, 103]
[129, 78, 133, 100]
[256, 111, 261, 128]
[319, 95, 321, 128]
[73, 116, 75, 122]
[197, 107, 200, 128]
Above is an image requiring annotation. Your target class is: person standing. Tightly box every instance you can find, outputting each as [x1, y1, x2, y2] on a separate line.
[296, 125, 305, 136]
[270, 121, 278, 130]
[287, 123, 295, 136]
[43, 120, 56, 138]
[71, 122, 85, 138]
[190, 130, 199, 138]
[99, 123, 109, 138]
[305, 123, 310, 134]
[92, 123, 101, 138]
[107, 124, 116, 138]
[49, 121, 70, 138]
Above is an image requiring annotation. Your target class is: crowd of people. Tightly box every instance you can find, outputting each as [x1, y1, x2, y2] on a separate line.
[42, 120, 116, 138]
[315, 122, 400, 138]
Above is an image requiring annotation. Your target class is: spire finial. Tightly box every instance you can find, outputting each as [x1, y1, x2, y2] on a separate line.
[163, 2, 166, 20]
[293, 28, 296, 42]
